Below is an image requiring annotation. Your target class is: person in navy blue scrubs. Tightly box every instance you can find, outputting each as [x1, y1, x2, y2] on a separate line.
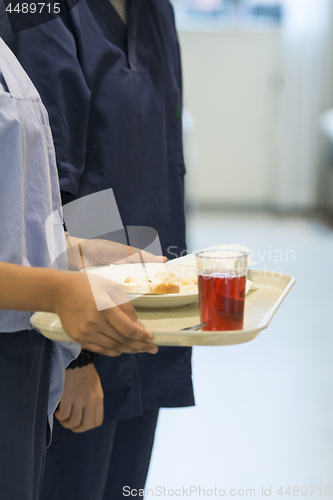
[0, 0, 194, 498]
[0, 35, 163, 500]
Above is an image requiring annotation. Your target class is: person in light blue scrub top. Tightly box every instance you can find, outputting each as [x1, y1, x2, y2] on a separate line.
[0, 39, 79, 500]
[0, 37, 159, 500]
[0, 1, 194, 498]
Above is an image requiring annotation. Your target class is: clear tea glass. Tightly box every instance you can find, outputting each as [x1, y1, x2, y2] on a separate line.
[196, 249, 249, 331]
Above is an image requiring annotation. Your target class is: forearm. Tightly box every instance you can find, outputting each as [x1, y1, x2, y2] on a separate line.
[65, 237, 166, 271]
[65, 233, 86, 249]
[0, 262, 63, 314]
[0, 262, 158, 356]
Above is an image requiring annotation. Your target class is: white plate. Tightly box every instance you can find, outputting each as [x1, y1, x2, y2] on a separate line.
[84, 262, 256, 309]
[86, 263, 199, 309]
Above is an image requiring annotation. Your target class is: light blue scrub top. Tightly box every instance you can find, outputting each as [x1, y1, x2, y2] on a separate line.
[0, 38, 80, 423]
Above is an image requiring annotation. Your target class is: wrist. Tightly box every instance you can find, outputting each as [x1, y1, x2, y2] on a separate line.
[52, 270, 96, 317]
[51, 270, 76, 315]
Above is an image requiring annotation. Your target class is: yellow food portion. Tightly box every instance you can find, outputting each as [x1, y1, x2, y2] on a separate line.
[122, 271, 198, 294]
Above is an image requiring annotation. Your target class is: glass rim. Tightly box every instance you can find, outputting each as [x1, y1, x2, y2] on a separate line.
[195, 249, 249, 260]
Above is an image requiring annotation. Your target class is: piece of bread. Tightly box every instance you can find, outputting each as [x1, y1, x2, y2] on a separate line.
[121, 271, 196, 295]
[148, 283, 180, 294]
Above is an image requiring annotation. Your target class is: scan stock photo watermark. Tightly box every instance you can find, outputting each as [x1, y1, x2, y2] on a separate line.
[123, 485, 332, 497]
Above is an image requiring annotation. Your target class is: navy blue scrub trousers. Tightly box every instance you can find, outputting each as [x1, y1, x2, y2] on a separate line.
[40, 408, 159, 500]
[0, 329, 52, 500]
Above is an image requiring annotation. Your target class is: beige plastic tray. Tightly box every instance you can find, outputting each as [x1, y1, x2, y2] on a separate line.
[30, 270, 295, 347]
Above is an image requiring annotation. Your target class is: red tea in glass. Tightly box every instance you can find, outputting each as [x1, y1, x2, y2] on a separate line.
[198, 269, 246, 331]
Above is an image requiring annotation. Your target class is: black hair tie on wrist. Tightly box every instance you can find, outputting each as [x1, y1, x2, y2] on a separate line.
[66, 349, 99, 369]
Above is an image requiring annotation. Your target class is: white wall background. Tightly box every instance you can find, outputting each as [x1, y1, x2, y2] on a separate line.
[180, 27, 282, 207]
[179, 1, 333, 211]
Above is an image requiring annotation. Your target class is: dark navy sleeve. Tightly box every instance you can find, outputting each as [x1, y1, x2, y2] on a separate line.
[0, 11, 91, 196]
[166, 0, 182, 91]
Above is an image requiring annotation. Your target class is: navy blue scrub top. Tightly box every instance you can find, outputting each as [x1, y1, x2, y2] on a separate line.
[1, 0, 194, 419]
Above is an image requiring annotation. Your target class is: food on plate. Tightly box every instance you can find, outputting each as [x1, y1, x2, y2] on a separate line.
[122, 271, 197, 295]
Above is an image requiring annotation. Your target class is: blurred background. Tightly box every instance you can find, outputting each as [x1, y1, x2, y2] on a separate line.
[145, 0, 333, 497]
[178, 0, 333, 213]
